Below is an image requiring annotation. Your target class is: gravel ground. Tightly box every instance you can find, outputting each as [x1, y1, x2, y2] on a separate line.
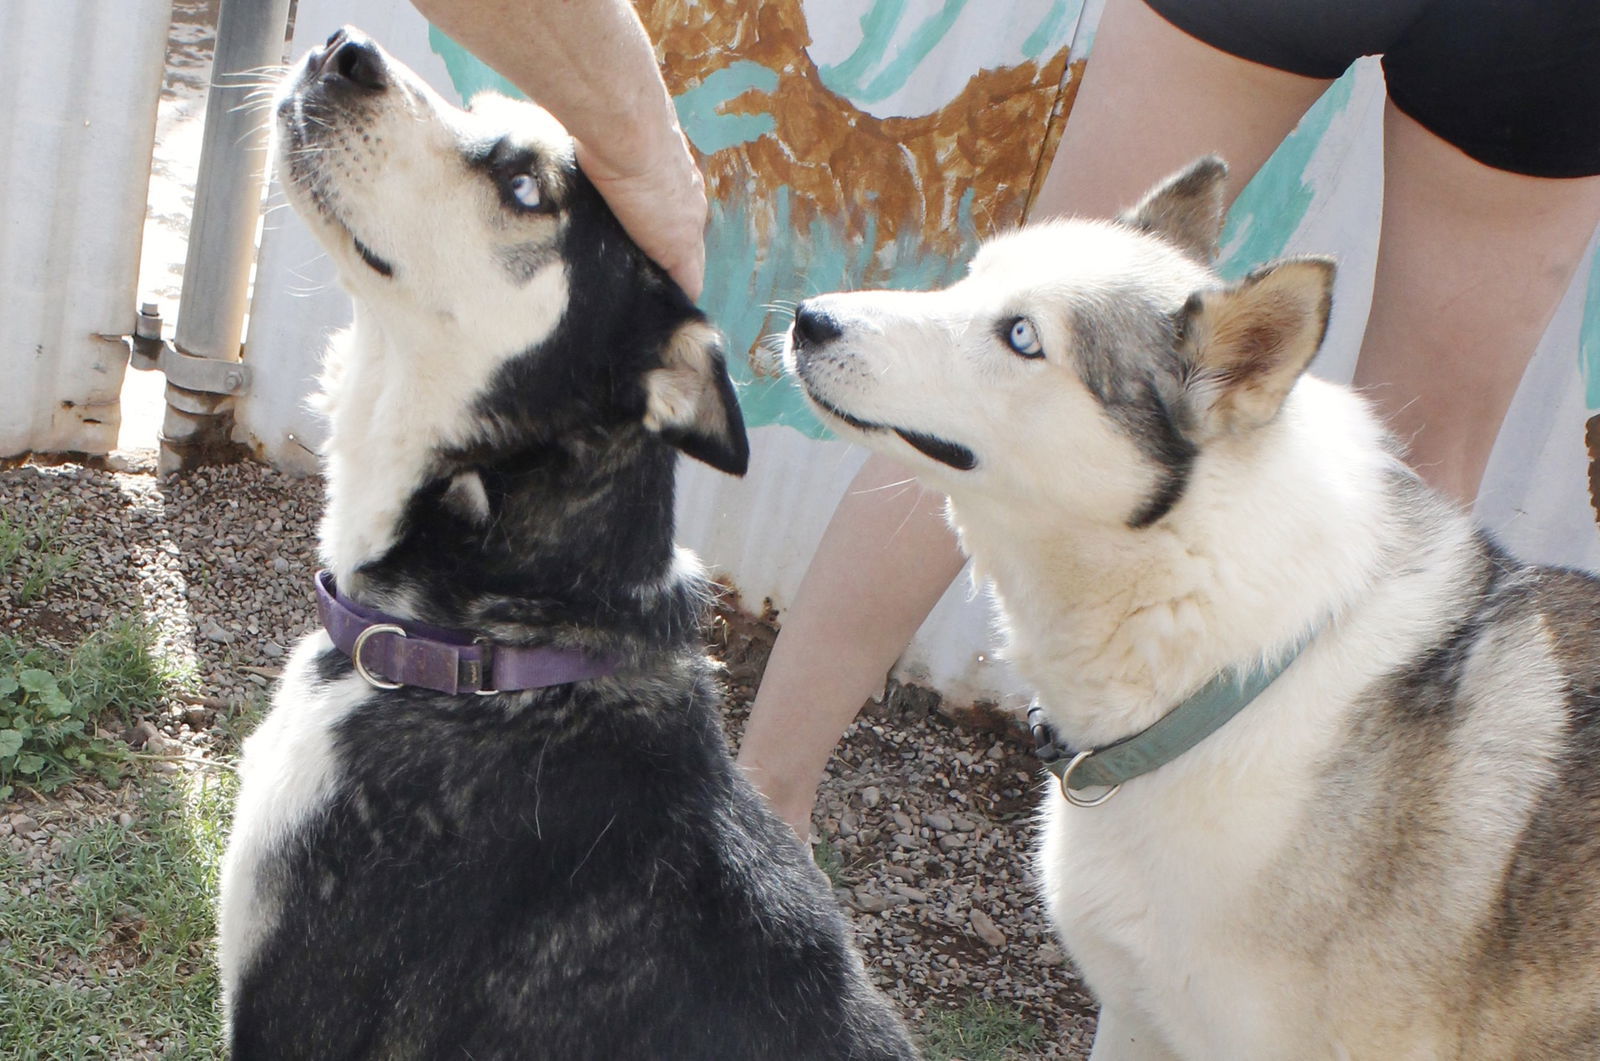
[1, 457, 1097, 1057]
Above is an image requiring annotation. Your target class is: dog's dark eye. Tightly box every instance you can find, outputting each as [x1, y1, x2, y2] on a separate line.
[508, 173, 542, 210]
[1004, 317, 1044, 359]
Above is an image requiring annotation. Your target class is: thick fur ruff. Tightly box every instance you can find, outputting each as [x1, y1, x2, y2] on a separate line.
[787, 157, 1600, 1059]
[218, 28, 914, 1059]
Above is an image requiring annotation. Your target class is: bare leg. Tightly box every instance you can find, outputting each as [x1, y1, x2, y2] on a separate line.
[738, 0, 1329, 837]
[738, 454, 966, 837]
[1353, 103, 1600, 503]
[1032, 0, 1330, 218]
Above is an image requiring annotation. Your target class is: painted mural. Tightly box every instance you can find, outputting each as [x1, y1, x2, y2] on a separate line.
[419, 0, 1600, 536]
[432, 0, 1087, 435]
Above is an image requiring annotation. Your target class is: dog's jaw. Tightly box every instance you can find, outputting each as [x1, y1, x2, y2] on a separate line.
[787, 340, 979, 473]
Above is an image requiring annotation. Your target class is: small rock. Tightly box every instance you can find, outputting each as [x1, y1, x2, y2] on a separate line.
[890, 883, 928, 903]
[272, 557, 290, 575]
[949, 814, 978, 833]
[1038, 943, 1066, 966]
[970, 908, 1006, 948]
[199, 619, 234, 644]
[938, 833, 966, 852]
[853, 889, 889, 914]
[861, 785, 881, 809]
[891, 811, 914, 833]
[10, 813, 38, 835]
[262, 641, 285, 659]
[121, 720, 159, 749]
[183, 707, 211, 731]
[922, 811, 953, 832]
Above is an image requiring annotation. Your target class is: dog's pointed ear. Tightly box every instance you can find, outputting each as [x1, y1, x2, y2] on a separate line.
[1178, 257, 1335, 436]
[1119, 156, 1228, 262]
[643, 319, 750, 476]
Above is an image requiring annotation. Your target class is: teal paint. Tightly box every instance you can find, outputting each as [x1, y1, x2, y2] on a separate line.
[419, 22, 980, 437]
[1582, 251, 1600, 409]
[1218, 68, 1355, 281]
[859, 0, 969, 103]
[428, 26, 523, 102]
[820, 0, 908, 100]
[703, 188, 979, 437]
[675, 62, 780, 155]
[1023, 0, 1081, 61]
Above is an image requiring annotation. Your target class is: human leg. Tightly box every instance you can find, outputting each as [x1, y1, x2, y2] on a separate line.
[738, 454, 966, 838]
[1351, 0, 1600, 502]
[739, 0, 1332, 838]
[1032, 0, 1331, 220]
[1351, 107, 1600, 502]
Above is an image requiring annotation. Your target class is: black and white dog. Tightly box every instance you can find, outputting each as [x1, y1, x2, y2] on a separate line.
[218, 28, 916, 1059]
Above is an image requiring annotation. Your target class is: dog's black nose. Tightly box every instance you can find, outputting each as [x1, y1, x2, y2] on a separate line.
[793, 301, 843, 347]
[314, 28, 387, 91]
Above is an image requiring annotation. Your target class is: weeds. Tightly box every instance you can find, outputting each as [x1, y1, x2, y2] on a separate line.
[0, 511, 80, 605]
[0, 618, 175, 799]
[813, 837, 848, 887]
[921, 998, 1046, 1060]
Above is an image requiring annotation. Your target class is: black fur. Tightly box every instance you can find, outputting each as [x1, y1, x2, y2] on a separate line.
[231, 36, 912, 1060]
[231, 663, 916, 1058]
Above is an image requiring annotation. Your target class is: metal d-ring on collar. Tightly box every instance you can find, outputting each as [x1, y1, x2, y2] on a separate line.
[351, 623, 406, 690]
[1057, 751, 1121, 808]
[1029, 632, 1317, 808]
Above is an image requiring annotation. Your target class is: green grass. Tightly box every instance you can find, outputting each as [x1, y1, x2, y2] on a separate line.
[0, 618, 177, 799]
[0, 774, 233, 1060]
[0, 511, 80, 606]
[813, 837, 848, 887]
[920, 998, 1047, 1060]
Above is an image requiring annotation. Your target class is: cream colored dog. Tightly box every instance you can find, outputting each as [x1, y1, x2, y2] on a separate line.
[787, 158, 1600, 1059]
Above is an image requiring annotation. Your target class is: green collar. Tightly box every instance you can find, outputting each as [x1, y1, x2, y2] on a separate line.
[1038, 636, 1313, 808]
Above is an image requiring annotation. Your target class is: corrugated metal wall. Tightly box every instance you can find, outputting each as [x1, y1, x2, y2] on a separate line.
[0, 0, 173, 457]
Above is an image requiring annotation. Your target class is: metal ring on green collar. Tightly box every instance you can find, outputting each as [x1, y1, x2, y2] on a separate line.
[1059, 750, 1121, 808]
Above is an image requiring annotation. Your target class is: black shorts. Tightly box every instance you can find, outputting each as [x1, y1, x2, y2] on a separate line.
[1143, 0, 1600, 178]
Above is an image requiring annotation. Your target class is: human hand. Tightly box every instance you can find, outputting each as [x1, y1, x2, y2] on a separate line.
[574, 128, 707, 301]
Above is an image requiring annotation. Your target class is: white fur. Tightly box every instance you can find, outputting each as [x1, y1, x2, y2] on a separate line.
[218, 634, 373, 1008]
[276, 60, 575, 585]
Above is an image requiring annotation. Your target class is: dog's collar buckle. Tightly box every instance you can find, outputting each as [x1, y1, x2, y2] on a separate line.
[468, 639, 499, 697]
[316, 571, 618, 695]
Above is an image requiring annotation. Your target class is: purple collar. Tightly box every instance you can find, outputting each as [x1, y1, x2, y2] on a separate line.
[315, 570, 619, 695]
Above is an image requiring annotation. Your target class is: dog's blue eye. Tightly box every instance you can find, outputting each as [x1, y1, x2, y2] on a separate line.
[509, 173, 541, 209]
[1006, 317, 1044, 358]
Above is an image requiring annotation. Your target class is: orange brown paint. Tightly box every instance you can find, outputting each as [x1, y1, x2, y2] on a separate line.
[638, 0, 1084, 261]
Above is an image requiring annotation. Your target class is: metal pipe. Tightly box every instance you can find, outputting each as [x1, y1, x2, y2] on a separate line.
[173, 0, 292, 359]
[162, 0, 291, 473]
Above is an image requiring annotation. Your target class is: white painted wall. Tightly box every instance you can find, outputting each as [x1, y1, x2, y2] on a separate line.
[0, 0, 174, 457]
